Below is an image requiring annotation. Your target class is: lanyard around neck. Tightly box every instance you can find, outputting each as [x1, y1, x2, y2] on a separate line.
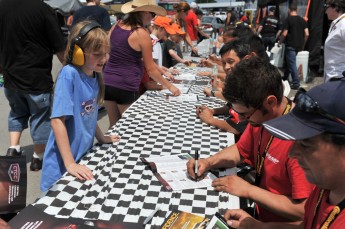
[312, 189, 345, 229]
[329, 15, 345, 33]
[254, 99, 292, 186]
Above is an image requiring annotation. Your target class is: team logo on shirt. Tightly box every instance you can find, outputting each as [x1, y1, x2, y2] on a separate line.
[266, 152, 279, 164]
[81, 98, 96, 116]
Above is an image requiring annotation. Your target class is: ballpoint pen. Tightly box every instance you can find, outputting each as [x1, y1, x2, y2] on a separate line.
[194, 149, 199, 180]
[143, 207, 161, 224]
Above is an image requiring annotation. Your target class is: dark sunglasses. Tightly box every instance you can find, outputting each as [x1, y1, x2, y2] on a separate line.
[324, 3, 333, 10]
[231, 104, 260, 120]
[294, 88, 345, 125]
[150, 12, 156, 18]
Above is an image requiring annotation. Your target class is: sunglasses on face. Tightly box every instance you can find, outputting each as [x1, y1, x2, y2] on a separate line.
[294, 88, 345, 125]
[231, 104, 260, 120]
[324, 3, 333, 10]
[150, 12, 156, 18]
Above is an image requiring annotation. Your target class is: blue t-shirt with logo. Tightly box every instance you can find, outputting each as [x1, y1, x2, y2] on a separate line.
[40, 65, 99, 192]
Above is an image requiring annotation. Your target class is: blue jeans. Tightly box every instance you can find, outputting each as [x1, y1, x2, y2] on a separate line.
[262, 36, 276, 51]
[4, 88, 52, 144]
[284, 46, 300, 86]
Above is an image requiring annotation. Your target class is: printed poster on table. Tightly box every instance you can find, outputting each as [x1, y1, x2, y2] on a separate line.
[141, 153, 217, 191]
[9, 204, 143, 228]
[0, 155, 27, 214]
[160, 210, 232, 229]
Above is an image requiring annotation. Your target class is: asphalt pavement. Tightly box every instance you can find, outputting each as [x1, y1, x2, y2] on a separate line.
[0, 55, 324, 207]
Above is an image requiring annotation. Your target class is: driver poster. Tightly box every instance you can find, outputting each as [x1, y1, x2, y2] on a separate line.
[0, 155, 27, 214]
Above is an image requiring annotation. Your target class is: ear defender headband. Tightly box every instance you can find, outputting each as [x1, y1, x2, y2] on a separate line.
[67, 22, 101, 67]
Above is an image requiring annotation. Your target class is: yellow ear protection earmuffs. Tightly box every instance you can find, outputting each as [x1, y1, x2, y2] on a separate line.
[67, 22, 101, 67]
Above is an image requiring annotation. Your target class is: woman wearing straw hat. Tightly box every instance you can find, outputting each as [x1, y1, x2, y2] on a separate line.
[103, 0, 181, 128]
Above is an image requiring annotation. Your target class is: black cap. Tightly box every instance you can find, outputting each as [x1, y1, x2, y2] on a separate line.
[269, 6, 276, 12]
[263, 81, 345, 140]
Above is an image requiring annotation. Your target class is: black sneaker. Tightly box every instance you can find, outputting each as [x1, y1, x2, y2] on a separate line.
[290, 84, 300, 90]
[30, 157, 43, 171]
[6, 148, 22, 156]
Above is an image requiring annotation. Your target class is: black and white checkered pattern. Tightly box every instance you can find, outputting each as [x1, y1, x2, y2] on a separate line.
[33, 66, 239, 228]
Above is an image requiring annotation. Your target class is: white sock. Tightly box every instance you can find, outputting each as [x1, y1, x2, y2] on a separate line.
[33, 152, 43, 160]
[9, 145, 20, 152]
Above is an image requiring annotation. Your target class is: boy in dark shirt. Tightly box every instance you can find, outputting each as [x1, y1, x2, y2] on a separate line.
[162, 23, 191, 68]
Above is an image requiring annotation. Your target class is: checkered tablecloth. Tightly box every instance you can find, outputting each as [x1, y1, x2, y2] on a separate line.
[33, 65, 239, 228]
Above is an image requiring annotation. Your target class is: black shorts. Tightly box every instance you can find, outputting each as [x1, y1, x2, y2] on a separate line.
[104, 85, 139, 105]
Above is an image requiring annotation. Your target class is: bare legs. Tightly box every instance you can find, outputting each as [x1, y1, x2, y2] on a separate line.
[104, 100, 131, 129]
[9, 131, 22, 147]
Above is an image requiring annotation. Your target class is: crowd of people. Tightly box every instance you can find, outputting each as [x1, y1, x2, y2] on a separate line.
[1, 0, 345, 227]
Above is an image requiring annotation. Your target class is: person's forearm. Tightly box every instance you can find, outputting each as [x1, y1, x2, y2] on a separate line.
[169, 50, 186, 64]
[184, 34, 194, 48]
[206, 144, 241, 170]
[51, 118, 75, 168]
[154, 62, 166, 76]
[196, 26, 210, 38]
[247, 185, 306, 221]
[257, 26, 263, 34]
[213, 105, 230, 115]
[144, 81, 164, 90]
[214, 90, 226, 101]
[95, 124, 105, 143]
[209, 119, 240, 134]
[303, 35, 309, 50]
[148, 68, 173, 89]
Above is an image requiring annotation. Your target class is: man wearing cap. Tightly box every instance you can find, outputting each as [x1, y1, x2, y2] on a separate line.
[224, 80, 345, 228]
[257, 6, 281, 51]
[187, 57, 314, 223]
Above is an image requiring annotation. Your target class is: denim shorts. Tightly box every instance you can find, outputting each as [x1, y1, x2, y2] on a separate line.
[4, 88, 52, 144]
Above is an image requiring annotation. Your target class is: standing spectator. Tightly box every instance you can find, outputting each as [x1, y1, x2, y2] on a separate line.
[72, 0, 111, 32]
[257, 7, 281, 51]
[40, 21, 120, 192]
[324, 0, 345, 82]
[279, 2, 309, 90]
[195, 9, 210, 43]
[103, 0, 180, 128]
[225, 10, 232, 27]
[0, 0, 65, 171]
[174, 2, 199, 56]
[190, 2, 198, 12]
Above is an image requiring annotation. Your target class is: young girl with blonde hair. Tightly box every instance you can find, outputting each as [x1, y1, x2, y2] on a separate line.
[40, 21, 120, 192]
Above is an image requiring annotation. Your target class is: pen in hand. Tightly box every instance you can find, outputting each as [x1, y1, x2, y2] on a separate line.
[194, 149, 199, 180]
